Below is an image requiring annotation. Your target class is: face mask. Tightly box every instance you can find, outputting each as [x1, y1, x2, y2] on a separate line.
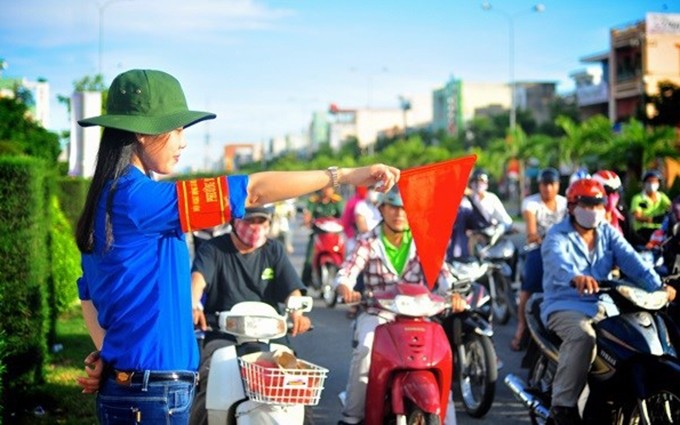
[472, 182, 488, 194]
[573, 206, 606, 229]
[233, 219, 269, 249]
[368, 190, 380, 204]
[645, 182, 660, 193]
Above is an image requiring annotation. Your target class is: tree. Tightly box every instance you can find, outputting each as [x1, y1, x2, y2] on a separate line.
[647, 80, 680, 128]
[0, 97, 60, 163]
[607, 119, 678, 181]
[555, 114, 613, 173]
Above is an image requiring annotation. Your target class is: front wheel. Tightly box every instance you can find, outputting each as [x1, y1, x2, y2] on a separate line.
[320, 263, 338, 308]
[456, 333, 497, 418]
[406, 407, 441, 425]
[488, 270, 512, 325]
[614, 389, 680, 424]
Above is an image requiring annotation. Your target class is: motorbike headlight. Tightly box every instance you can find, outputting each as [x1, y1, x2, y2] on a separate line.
[616, 285, 668, 310]
[377, 294, 446, 317]
[221, 315, 287, 339]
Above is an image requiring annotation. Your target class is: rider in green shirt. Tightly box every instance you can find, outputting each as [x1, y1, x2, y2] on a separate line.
[630, 170, 671, 244]
[301, 186, 344, 285]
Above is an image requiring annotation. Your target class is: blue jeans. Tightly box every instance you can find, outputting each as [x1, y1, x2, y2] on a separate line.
[97, 371, 196, 424]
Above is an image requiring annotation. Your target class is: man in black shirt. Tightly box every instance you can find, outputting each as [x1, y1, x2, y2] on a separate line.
[189, 206, 312, 425]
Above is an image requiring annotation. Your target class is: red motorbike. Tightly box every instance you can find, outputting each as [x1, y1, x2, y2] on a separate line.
[365, 283, 453, 425]
[311, 217, 345, 307]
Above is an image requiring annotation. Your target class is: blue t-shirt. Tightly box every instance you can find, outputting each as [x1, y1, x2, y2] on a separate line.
[78, 166, 247, 371]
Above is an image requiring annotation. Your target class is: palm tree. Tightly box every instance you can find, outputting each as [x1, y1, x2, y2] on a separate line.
[555, 114, 614, 173]
[607, 119, 678, 181]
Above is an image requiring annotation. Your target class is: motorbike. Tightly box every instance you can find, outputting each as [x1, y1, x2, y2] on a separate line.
[505, 280, 680, 424]
[204, 297, 328, 424]
[441, 259, 498, 418]
[310, 217, 345, 307]
[469, 224, 518, 324]
[361, 283, 453, 425]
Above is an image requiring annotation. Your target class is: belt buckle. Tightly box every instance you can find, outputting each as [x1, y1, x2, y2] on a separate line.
[115, 371, 134, 386]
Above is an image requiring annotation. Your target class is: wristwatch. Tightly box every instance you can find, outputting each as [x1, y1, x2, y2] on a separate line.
[327, 166, 339, 189]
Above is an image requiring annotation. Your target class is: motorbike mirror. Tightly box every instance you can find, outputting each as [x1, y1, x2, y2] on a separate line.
[286, 296, 314, 313]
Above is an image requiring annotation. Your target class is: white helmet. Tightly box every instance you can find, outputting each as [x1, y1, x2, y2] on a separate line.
[592, 170, 622, 194]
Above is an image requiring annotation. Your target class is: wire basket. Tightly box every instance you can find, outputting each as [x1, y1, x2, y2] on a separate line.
[238, 352, 329, 406]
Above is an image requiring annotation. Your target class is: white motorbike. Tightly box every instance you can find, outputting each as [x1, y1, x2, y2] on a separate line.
[205, 297, 328, 424]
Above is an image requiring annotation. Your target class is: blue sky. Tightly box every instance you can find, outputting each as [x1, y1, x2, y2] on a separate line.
[2, 0, 678, 169]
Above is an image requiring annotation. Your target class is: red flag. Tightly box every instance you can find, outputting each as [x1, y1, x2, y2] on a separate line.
[398, 155, 477, 289]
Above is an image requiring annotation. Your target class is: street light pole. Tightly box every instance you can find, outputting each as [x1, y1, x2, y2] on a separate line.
[98, 0, 132, 76]
[482, 2, 544, 131]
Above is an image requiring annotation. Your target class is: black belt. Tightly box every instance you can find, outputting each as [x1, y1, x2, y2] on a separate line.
[111, 370, 198, 386]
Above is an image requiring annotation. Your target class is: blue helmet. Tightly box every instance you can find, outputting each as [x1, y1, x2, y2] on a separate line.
[569, 168, 591, 185]
[642, 169, 663, 183]
[539, 167, 560, 184]
[378, 186, 404, 207]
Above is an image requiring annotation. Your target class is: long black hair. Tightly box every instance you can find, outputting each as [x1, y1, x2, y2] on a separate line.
[76, 128, 137, 253]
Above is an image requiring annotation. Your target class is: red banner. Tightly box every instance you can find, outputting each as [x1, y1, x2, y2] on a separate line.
[176, 176, 231, 233]
[398, 155, 477, 289]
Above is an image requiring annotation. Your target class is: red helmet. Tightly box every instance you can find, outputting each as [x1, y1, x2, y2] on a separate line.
[566, 178, 607, 205]
[592, 170, 621, 193]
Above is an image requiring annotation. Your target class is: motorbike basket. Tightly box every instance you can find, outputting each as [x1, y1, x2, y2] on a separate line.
[238, 352, 329, 406]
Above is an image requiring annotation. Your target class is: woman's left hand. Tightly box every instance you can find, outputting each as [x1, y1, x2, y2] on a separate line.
[76, 350, 103, 394]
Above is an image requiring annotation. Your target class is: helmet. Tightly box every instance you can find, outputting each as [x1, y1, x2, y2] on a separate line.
[592, 170, 622, 194]
[538, 167, 560, 184]
[243, 205, 273, 220]
[642, 169, 663, 183]
[470, 169, 489, 183]
[378, 186, 404, 207]
[566, 178, 606, 206]
[569, 168, 591, 185]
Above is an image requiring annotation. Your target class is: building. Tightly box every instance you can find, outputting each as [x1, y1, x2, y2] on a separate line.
[267, 131, 310, 159]
[223, 143, 264, 172]
[68, 91, 102, 178]
[573, 12, 680, 122]
[515, 81, 558, 125]
[324, 94, 432, 152]
[432, 76, 557, 135]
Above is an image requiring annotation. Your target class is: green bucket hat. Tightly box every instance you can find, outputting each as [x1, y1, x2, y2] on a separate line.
[78, 69, 216, 135]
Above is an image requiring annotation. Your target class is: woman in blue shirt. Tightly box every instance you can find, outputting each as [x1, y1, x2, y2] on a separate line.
[74, 69, 399, 424]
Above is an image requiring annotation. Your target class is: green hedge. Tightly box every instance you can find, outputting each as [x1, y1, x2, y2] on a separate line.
[0, 332, 4, 425]
[0, 156, 49, 411]
[57, 177, 89, 232]
[46, 195, 81, 348]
